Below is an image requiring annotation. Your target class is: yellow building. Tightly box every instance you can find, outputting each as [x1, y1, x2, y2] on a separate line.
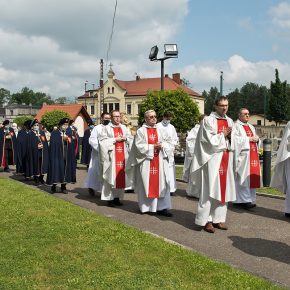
[78, 68, 204, 126]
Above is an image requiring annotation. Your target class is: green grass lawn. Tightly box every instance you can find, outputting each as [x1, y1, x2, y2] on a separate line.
[175, 165, 183, 179]
[0, 177, 283, 290]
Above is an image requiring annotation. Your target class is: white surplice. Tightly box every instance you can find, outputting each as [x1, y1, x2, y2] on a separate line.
[183, 124, 200, 197]
[192, 112, 236, 226]
[84, 124, 104, 192]
[270, 122, 290, 214]
[126, 124, 173, 213]
[99, 123, 133, 201]
[156, 121, 179, 192]
[232, 120, 261, 204]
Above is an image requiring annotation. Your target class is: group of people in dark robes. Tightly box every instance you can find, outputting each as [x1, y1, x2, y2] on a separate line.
[0, 118, 82, 194]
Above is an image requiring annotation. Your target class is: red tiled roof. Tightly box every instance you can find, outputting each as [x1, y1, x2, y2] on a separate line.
[115, 76, 202, 97]
[36, 104, 91, 121]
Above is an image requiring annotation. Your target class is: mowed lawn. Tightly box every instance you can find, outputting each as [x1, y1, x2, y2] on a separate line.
[0, 177, 283, 290]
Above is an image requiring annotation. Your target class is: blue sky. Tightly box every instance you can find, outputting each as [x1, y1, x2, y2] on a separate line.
[0, 0, 289, 97]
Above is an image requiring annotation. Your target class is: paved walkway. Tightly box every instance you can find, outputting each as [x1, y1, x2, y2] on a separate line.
[3, 166, 290, 288]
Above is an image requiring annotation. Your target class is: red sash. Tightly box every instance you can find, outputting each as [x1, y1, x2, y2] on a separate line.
[242, 125, 261, 188]
[113, 127, 125, 188]
[147, 128, 159, 198]
[1, 135, 6, 168]
[217, 119, 229, 204]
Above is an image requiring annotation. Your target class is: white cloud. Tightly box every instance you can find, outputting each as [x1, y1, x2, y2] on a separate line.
[0, 0, 188, 97]
[181, 55, 290, 93]
[269, 2, 290, 28]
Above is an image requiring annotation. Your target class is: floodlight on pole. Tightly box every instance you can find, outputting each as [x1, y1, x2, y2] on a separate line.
[148, 44, 178, 91]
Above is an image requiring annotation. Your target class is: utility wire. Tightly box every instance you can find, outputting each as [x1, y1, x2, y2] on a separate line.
[105, 0, 118, 70]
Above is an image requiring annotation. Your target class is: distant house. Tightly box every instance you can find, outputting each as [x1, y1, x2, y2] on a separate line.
[249, 114, 287, 126]
[0, 104, 41, 123]
[77, 68, 204, 126]
[35, 104, 92, 137]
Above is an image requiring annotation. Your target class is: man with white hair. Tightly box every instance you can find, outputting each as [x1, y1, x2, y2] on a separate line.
[12, 123, 18, 137]
[126, 110, 174, 216]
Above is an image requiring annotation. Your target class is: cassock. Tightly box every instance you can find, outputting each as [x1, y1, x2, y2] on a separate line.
[183, 124, 200, 197]
[126, 124, 173, 213]
[84, 124, 105, 192]
[46, 129, 76, 185]
[99, 123, 133, 201]
[156, 121, 179, 193]
[232, 120, 261, 204]
[270, 122, 290, 214]
[192, 112, 236, 226]
[0, 127, 16, 170]
[26, 130, 49, 178]
[81, 128, 92, 166]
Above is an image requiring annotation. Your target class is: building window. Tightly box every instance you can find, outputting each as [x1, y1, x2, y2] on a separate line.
[112, 87, 114, 94]
[109, 103, 114, 113]
[138, 104, 141, 114]
[107, 87, 110, 94]
[103, 103, 108, 113]
[91, 105, 95, 115]
[257, 120, 262, 125]
[126, 104, 132, 115]
[10, 110, 13, 115]
[115, 103, 119, 111]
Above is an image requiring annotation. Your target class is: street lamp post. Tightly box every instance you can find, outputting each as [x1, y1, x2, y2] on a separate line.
[84, 80, 88, 108]
[149, 44, 178, 91]
[220, 71, 223, 96]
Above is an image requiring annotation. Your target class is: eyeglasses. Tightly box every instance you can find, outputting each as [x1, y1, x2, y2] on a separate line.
[112, 116, 121, 118]
[147, 115, 157, 119]
[242, 113, 250, 116]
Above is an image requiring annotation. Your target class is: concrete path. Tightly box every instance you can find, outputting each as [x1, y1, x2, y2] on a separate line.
[3, 166, 290, 288]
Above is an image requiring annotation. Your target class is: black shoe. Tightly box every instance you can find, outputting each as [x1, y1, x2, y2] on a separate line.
[51, 184, 56, 194]
[88, 188, 95, 197]
[4, 167, 10, 173]
[157, 209, 173, 217]
[285, 213, 290, 218]
[39, 175, 45, 184]
[170, 192, 175, 196]
[61, 184, 68, 194]
[113, 198, 123, 206]
[107, 200, 115, 207]
[34, 176, 39, 185]
[124, 189, 134, 193]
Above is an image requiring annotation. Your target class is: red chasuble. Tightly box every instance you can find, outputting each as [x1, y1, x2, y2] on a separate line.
[147, 128, 159, 198]
[242, 125, 261, 188]
[217, 119, 229, 204]
[113, 127, 125, 188]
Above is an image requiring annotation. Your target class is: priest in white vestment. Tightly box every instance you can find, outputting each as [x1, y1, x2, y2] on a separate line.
[84, 113, 111, 196]
[126, 110, 174, 216]
[232, 108, 261, 209]
[183, 115, 205, 197]
[270, 121, 290, 218]
[192, 96, 236, 233]
[99, 110, 133, 207]
[156, 111, 179, 196]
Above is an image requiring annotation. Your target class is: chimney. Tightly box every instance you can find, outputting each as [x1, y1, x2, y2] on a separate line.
[165, 74, 169, 78]
[136, 75, 141, 81]
[172, 73, 181, 84]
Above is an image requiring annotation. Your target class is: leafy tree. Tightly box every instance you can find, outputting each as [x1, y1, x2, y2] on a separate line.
[138, 89, 200, 133]
[54, 96, 69, 104]
[13, 115, 34, 128]
[203, 87, 219, 115]
[9, 87, 54, 106]
[267, 69, 289, 125]
[0, 88, 10, 105]
[41, 110, 70, 131]
[227, 89, 244, 120]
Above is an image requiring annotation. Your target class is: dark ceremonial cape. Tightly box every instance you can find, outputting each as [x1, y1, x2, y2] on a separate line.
[26, 130, 49, 177]
[15, 129, 29, 174]
[81, 128, 92, 165]
[46, 129, 76, 184]
[0, 127, 17, 168]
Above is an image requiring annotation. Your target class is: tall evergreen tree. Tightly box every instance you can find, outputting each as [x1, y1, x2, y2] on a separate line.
[203, 87, 219, 115]
[267, 69, 288, 125]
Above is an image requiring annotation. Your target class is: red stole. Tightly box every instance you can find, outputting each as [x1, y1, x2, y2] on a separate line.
[242, 125, 261, 188]
[147, 128, 159, 198]
[113, 127, 125, 188]
[217, 119, 229, 204]
[1, 135, 6, 168]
